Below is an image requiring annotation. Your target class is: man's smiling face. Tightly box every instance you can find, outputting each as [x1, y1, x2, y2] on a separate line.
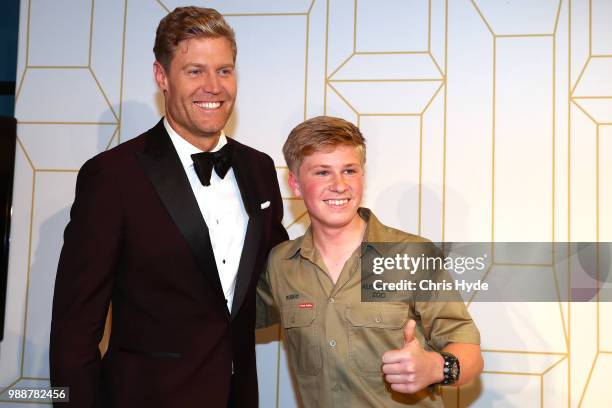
[289, 145, 364, 232]
[154, 36, 236, 146]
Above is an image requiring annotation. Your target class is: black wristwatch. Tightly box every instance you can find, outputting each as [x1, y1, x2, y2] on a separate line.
[439, 351, 460, 385]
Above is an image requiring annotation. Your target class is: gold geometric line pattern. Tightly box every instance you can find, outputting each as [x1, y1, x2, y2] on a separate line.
[470, 0, 495, 36]
[20, 172, 36, 377]
[15, 67, 28, 103]
[35, 169, 80, 173]
[442, 0, 448, 244]
[326, 82, 359, 115]
[421, 82, 444, 115]
[491, 35, 496, 244]
[25, 0, 31, 66]
[105, 126, 120, 151]
[89, 67, 120, 122]
[577, 353, 598, 407]
[588, 0, 592, 56]
[354, 50, 431, 55]
[541, 354, 568, 375]
[323, 0, 330, 114]
[0, 378, 22, 398]
[329, 78, 443, 83]
[496, 34, 554, 38]
[88, 0, 95, 67]
[303, 11, 310, 120]
[353, 0, 357, 53]
[154, 0, 169, 14]
[225, 12, 309, 17]
[117, 0, 128, 142]
[554, 0, 564, 34]
[427, 0, 432, 52]
[327, 53, 353, 80]
[285, 210, 309, 230]
[27, 65, 89, 69]
[359, 113, 421, 117]
[418, 115, 423, 235]
[571, 56, 591, 95]
[16, 137, 35, 171]
[572, 99, 598, 124]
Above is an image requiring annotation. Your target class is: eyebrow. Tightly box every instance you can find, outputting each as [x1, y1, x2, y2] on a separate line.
[310, 163, 360, 169]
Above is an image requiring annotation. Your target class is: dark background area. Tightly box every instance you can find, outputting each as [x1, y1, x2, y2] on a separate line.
[0, 0, 20, 116]
[1, 0, 21, 341]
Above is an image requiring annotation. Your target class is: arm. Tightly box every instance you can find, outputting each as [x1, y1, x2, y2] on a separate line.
[382, 243, 482, 393]
[255, 259, 280, 329]
[255, 158, 286, 329]
[50, 158, 123, 407]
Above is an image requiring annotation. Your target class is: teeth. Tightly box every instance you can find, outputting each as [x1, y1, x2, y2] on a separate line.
[195, 101, 221, 109]
[326, 199, 348, 206]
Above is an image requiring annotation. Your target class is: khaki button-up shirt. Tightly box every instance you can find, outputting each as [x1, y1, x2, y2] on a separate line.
[257, 208, 480, 407]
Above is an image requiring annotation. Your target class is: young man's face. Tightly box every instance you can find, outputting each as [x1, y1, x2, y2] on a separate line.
[289, 145, 364, 232]
[154, 36, 237, 143]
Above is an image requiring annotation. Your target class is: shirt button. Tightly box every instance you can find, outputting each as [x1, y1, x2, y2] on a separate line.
[332, 384, 341, 392]
[329, 339, 337, 347]
[375, 316, 382, 323]
[222, 259, 226, 264]
[328, 297, 335, 303]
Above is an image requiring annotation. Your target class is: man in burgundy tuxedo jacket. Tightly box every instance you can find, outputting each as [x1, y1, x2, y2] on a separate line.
[50, 7, 287, 408]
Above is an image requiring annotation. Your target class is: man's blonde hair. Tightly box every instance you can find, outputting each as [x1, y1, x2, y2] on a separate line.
[154, 6, 237, 71]
[283, 116, 366, 173]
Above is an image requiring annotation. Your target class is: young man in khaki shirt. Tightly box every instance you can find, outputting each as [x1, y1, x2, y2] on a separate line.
[257, 116, 483, 407]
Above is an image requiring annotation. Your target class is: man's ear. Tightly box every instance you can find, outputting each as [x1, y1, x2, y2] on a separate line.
[153, 61, 168, 92]
[288, 171, 302, 198]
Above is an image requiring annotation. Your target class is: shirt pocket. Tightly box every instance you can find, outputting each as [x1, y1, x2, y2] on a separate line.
[281, 304, 322, 376]
[346, 303, 409, 376]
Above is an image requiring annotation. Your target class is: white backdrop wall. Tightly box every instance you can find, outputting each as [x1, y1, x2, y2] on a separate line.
[1, 0, 612, 407]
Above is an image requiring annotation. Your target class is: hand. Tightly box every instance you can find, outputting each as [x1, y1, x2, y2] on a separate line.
[381, 320, 444, 394]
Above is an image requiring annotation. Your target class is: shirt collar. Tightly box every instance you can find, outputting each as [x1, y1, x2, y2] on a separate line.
[164, 117, 228, 170]
[284, 208, 387, 260]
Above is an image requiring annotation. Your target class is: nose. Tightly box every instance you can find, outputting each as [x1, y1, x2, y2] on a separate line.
[202, 71, 220, 94]
[329, 173, 348, 193]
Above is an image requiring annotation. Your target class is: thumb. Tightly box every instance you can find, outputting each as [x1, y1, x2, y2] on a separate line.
[403, 319, 416, 346]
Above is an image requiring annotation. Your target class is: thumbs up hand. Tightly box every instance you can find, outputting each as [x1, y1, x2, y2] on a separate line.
[381, 320, 445, 394]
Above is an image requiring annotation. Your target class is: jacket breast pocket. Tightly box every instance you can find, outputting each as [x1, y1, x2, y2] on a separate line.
[346, 303, 408, 375]
[281, 305, 322, 376]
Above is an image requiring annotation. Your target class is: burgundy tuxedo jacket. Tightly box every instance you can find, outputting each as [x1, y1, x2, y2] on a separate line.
[50, 119, 288, 407]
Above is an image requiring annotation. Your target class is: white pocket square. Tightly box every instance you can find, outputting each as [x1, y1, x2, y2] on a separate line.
[260, 201, 270, 210]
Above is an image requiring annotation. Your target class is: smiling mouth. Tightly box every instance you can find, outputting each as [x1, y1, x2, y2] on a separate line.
[194, 101, 222, 110]
[324, 198, 350, 207]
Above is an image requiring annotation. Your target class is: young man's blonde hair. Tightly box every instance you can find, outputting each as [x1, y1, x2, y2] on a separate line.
[153, 6, 237, 71]
[283, 116, 366, 173]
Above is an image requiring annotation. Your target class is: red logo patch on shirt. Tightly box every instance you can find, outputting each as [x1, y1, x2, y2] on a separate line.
[299, 303, 314, 309]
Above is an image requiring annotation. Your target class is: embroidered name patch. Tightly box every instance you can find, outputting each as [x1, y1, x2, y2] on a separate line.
[299, 303, 314, 309]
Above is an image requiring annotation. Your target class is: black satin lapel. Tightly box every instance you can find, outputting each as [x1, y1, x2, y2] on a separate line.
[230, 214, 263, 320]
[228, 141, 263, 319]
[230, 143, 257, 217]
[136, 126, 227, 308]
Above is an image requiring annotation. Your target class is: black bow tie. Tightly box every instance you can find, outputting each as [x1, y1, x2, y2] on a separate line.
[191, 143, 234, 186]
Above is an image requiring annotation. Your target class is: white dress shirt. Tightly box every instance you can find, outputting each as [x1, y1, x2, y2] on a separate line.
[164, 118, 248, 313]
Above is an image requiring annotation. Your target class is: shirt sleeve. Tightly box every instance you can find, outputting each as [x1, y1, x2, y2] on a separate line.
[413, 245, 481, 351]
[256, 255, 280, 329]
